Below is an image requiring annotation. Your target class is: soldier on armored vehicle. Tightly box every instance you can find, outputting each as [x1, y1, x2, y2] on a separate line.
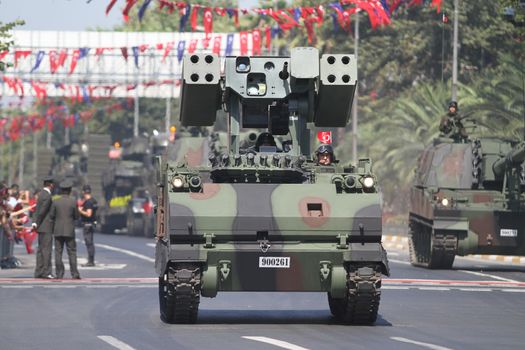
[409, 100, 525, 269]
[439, 101, 468, 142]
[155, 48, 389, 325]
[315, 144, 335, 166]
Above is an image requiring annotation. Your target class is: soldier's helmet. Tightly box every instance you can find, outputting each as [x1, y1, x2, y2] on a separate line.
[448, 101, 458, 111]
[255, 132, 277, 151]
[315, 144, 335, 163]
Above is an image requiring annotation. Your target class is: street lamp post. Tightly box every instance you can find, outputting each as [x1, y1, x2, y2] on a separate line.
[451, 0, 459, 101]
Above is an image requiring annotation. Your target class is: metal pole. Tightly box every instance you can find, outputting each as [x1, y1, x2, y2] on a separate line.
[165, 97, 171, 133]
[351, 11, 359, 165]
[7, 141, 12, 185]
[134, 91, 139, 137]
[451, 0, 459, 101]
[18, 138, 24, 188]
[64, 126, 70, 145]
[46, 128, 52, 149]
[33, 132, 37, 187]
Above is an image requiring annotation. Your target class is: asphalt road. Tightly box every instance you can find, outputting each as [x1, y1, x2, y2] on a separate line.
[1, 231, 524, 350]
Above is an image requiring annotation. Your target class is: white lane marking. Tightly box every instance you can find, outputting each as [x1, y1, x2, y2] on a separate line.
[458, 288, 492, 292]
[418, 287, 450, 291]
[501, 289, 525, 293]
[77, 258, 127, 270]
[382, 286, 411, 290]
[388, 258, 411, 265]
[146, 243, 156, 247]
[1, 285, 34, 289]
[390, 336, 454, 350]
[457, 270, 519, 283]
[97, 336, 136, 350]
[243, 336, 310, 350]
[95, 243, 155, 263]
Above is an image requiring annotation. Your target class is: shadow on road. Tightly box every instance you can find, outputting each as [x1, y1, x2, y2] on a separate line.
[196, 310, 392, 326]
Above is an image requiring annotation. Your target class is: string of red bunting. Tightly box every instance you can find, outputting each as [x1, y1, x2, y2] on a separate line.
[106, 0, 442, 43]
[0, 100, 134, 143]
[1, 77, 180, 100]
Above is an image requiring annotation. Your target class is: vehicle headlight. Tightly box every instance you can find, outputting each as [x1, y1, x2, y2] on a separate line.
[344, 176, 356, 188]
[441, 198, 449, 206]
[363, 176, 375, 188]
[172, 176, 184, 188]
[189, 176, 201, 189]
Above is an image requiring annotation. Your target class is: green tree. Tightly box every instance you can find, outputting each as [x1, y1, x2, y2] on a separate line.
[0, 20, 24, 71]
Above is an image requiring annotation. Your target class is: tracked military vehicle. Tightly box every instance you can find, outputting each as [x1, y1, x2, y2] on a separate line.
[49, 142, 88, 189]
[155, 48, 389, 324]
[100, 136, 154, 235]
[409, 118, 525, 268]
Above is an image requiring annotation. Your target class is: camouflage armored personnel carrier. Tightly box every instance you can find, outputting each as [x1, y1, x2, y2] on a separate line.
[155, 48, 389, 324]
[409, 118, 525, 268]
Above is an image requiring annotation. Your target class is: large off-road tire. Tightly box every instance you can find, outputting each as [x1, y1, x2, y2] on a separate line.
[328, 264, 382, 325]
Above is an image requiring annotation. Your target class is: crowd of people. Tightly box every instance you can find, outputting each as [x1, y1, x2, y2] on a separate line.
[0, 177, 97, 279]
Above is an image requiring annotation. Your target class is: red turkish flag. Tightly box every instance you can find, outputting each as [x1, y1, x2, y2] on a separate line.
[212, 36, 222, 55]
[106, 0, 117, 15]
[203, 7, 213, 39]
[317, 131, 332, 144]
[49, 50, 59, 73]
[69, 49, 80, 74]
[162, 42, 173, 62]
[239, 31, 248, 56]
[14, 50, 31, 67]
[188, 39, 198, 54]
[252, 29, 261, 56]
[265, 26, 271, 51]
[57, 49, 68, 68]
[190, 5, 199, 31]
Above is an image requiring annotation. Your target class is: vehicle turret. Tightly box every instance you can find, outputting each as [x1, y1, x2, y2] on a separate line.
[155, 49, 388, 325]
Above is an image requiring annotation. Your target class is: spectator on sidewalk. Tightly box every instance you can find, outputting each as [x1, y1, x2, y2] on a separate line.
[33, 176, 55, 279]
[50, 180, 80, 279]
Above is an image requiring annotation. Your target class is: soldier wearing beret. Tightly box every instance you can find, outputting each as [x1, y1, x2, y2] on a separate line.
[33, 176, 55, 279]
[49, 180, 80, 279]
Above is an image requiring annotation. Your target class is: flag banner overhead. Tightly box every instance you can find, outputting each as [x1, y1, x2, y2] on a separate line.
[1, 31, 252, 99]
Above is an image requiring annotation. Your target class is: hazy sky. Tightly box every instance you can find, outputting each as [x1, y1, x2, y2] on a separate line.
[0, 0, 259, 31]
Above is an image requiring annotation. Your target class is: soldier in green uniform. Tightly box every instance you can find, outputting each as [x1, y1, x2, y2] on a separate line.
[49, 180, 80, 279]
[439, 101, 468, 141]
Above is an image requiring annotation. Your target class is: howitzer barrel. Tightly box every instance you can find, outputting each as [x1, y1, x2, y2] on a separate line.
[492, 142, 525, 177]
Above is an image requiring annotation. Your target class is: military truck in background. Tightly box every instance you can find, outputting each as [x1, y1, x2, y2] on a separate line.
[409, 118, 525, 268]
[155, 48, 389, 325]
[99, 135, 155, 236]
[51, 142, 88, 188]
[36, 134, 110, 201]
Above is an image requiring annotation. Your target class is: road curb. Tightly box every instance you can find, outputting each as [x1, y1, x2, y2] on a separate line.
[382, 234, 525, 265]
[466, 255, 525, 264]
[382, 234, 409, 250]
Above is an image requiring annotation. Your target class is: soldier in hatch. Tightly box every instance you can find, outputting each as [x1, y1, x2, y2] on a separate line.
[439, 101, 468, 141]
[315, 144, 335, 166]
